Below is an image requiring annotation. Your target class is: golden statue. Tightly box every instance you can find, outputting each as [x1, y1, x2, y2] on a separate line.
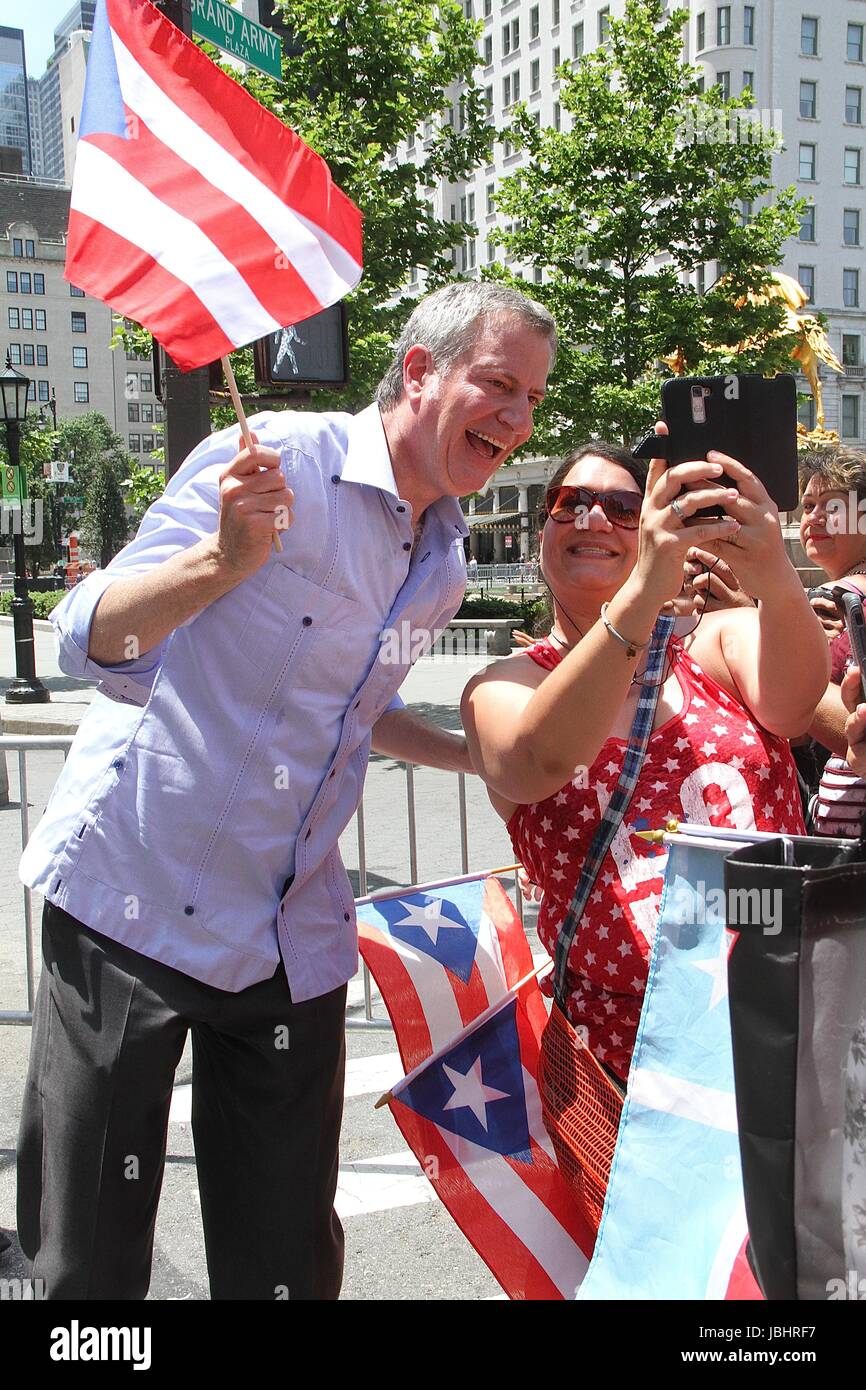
[662, 271, 843, 444]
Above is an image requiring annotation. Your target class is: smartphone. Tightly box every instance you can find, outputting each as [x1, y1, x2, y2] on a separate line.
[633, 373, 800, 513]
[833, 587, 866, 704]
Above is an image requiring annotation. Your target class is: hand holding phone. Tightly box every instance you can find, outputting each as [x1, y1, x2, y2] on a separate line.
[833, 587, 866, 704]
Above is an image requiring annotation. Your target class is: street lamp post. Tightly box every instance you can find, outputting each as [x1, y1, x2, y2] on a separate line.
[1, 354, 49, 703]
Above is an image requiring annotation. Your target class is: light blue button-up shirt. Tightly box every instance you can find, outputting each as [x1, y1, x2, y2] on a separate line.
[20, 404, 468, 1000]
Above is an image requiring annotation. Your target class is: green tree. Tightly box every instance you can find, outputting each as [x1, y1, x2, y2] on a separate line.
[122, 463, 166, 527]
[492, 0, 806, 449]
[118, 0, 490, 417]
[82, 460, 129, 569]
[55, 414, 133, 567]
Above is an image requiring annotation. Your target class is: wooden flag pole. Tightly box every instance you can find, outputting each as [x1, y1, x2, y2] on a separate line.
[220, 353, 283, 553]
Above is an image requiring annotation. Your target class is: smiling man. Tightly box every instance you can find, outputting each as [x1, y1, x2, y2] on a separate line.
[17, 281, 555, 1303]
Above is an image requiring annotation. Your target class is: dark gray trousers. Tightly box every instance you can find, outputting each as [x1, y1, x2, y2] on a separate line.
[17, 902, 346, 1301]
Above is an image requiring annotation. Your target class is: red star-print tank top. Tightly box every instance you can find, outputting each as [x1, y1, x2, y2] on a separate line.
[507, 637, 806, 1082]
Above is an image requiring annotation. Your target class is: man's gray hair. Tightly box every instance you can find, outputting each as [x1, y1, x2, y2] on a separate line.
[375, 282, 557, 412]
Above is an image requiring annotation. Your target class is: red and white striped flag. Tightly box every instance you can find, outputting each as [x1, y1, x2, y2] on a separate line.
[67, 0, 363, 370]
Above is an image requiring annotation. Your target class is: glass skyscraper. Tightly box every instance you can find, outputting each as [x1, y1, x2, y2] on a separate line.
[0, 26, 31, 175]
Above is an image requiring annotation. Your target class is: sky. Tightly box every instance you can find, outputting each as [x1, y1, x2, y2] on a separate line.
[0, 0, 80, 81]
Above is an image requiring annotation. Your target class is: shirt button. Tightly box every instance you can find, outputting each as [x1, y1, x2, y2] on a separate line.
[331, 474, 341, 484]
[343, 912, 351, 922]
[329, 769, 336, 779]
[302, 615, 313, 626]
[402, 542, 411, 552]
[111, 758, 124, 770]
[184, 905, 194, 916]
[396, 504, 406, 513]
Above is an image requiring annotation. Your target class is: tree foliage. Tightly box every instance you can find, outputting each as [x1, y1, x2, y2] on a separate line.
[492, 0, 807, 449]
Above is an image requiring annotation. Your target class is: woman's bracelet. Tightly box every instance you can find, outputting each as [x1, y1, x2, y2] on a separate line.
[600, 602, 652, 660]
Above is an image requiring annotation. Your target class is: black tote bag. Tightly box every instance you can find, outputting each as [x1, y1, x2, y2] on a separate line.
[724, 830, 866, 1301]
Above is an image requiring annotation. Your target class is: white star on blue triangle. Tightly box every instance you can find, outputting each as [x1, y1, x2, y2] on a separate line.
[398, 998, 532, 1160]
[372, 883, 483, 983]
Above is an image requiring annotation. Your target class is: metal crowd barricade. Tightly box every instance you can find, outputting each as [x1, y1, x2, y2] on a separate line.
[0, 738, 525, 1031]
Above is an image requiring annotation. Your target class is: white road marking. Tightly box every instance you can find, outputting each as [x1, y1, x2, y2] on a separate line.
[335, 1150, 436, 1220]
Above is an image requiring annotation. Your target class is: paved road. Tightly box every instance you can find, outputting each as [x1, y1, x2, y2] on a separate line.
[0, 625, 543, 1300]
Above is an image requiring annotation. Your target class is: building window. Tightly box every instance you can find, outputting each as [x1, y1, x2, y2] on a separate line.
[503, 71, 520, 106]
[717, 71, 730, 100]
[129, 434, 141, 453]
[25, 239, 34, 258]
[26, 383, 35, 402]
[486, 183, 495, 216]
[799, 205, 816, 241]
[845, 208, 861, 246]
[12, 237, 22, 257]
[843, 334, 861, 367]
[849, 23, 864, 64]
[553, 100, 561, 131]
[7, 309, 19, 330]
[573, 21, 583, 59]
[842, 396, 861, 439]
[72, 346, 88, 368]
[484, 85, 493, 117]
[38, 381, 49, 403]
[502, 18, 519, 54]
[33, 274, 44, 294]
[141, 404, 154, 423]
[8, 344, 20, 364]
[19, 272, 31, 293]
[743, 5, 755, 45]
[717, 5, 730, 46]
[844, 268, 860, 307]
[22, 345, 34, 366]
[800, 80, 817, 119]
[71, 311, 87, 333]
[73, 382, 90, 404]
[6, 271, 17, 292]
[155, 404, 164, 423]
[143, 434, 155, 453]
[799, 143, 816, 180]
[128, 403, 140, 423]
[552, 0, 560, 26]
[21, 309, 32, 330]
[70, 284, 85, 298]
[845, 147, 862, 184]
[847, 86, 862, 124]
[483, 0, 490, 14]
[599, 7, 610, 44]
[801, 16, 818, 57]
[553, 44, 560, 72]
[36, 345, 48, 366]
[531, 58, 540, 92]
[742, 71, 755, 95]
[798, 264, 815, 302]
[35, 309, 46, 331]
[697, 12, 705, 51]
[799, 397, 816, 432]
[530, 4, 539, 41]
[696, 263, 706, 294]
[484, 34, 492, 65]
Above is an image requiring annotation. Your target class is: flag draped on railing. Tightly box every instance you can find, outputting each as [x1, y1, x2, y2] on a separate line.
[66, 0, 363, 370]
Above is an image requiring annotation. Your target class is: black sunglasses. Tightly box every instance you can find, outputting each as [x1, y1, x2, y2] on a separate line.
[546, 484, 643, 530]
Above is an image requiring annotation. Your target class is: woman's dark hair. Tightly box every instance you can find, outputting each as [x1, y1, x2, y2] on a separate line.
[536, 441, 648, 529]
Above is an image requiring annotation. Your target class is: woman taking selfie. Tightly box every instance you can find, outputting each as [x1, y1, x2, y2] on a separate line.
[462, 437, 828, 1084]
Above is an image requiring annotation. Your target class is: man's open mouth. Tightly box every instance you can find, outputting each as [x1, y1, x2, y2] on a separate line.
[466, 429, 507, 461]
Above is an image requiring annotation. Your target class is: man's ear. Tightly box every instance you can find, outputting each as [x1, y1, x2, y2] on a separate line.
[403, 344, 435, 403]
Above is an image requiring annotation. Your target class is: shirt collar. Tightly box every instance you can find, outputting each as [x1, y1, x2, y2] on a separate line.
[342, 403, 469, 540]
[342, 403, 399, 496]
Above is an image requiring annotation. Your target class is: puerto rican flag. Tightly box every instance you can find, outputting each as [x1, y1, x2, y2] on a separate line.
[66, 0, 363, 370]
[358, 876, 595, 1300]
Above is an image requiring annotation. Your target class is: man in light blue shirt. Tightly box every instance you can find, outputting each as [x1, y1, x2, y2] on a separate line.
[16, 282, 556, 1300]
